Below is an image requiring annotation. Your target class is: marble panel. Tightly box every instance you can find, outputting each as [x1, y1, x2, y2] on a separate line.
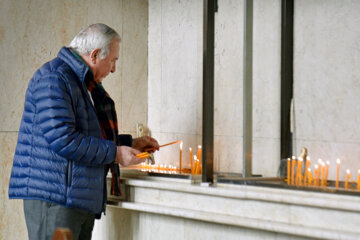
[138, 212, 185, 240]
[214, 135, 243, 173]
[0, 132, 27, 240]
[252, 137, 280, 177]
[294, 1, 360, 143]
[136, 212, 310, 240]
[214, 0, 243, 137]
[92, 206, 139, 240]
[183, 218, 309, 240]
[148, 0, 163, 133]
[119, 0, 148, 132]
[253, 0, 281, 139]
[132, 187, 290, 224]
[290, 204, 360, 234]
[159, 0, 201, 134]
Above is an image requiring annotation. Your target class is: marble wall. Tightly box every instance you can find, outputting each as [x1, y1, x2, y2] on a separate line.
[148, 0, 360, 181]
[148, 0, 281, 176]
[293, 0, 360, 181]
[0, 0, 148, 239]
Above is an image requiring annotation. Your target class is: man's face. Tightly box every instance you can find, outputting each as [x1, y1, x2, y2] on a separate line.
[93, 39, 120, 83]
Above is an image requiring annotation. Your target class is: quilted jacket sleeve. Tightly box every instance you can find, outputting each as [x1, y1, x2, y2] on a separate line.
[33, 72, 116, 166]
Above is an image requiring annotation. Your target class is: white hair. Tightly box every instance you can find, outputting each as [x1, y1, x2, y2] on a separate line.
[69, 23, 121, 59]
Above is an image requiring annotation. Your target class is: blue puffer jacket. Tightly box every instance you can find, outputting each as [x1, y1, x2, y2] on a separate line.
[9, 47, 121, 214]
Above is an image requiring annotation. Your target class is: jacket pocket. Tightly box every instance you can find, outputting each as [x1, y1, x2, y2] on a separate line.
[67, 160, 73, 188]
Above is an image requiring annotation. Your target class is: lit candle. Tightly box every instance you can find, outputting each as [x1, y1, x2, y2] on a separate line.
[336, 158, 341, 189]
[296, 157, 303, 186]
[197, 145, 202, 162]
[357, 170, 360, 191]
[308, 168, 313, 187]
[314, 164, 319, 187]
[193, 155, 198, 175]
[317, 159, 323, 187]
[179, 141, 183, 173]
[303, 157, 311, 186]
[321, 162, 326, 187]
[197, 145, 202, 175]
[324, 161, 330, 187]
[287, 158, 291, 184]
[189, 147, 193, 174]
[291, 156, 296, 185]
[194, 157, 200, 175]
[345, 169, 351, 190]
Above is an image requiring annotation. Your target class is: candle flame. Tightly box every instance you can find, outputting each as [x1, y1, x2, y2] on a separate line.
[189, 147, 192, 151]
[326, 161, 330, 165]
[346, 169, 350, 174]
[318, 159, 322, 164]
[308, 168, 311, 172]
[180, 141, 183, 149]
[198, 145, 202, 149]
[306, 156, 311, 161]
[292, 156, 296, 160]
[315, 164, 318, 169]
[336, 158, 341, 164]
[298, 157, 303, 162]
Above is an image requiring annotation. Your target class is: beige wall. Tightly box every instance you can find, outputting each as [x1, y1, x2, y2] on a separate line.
[0, 0, 148, 239]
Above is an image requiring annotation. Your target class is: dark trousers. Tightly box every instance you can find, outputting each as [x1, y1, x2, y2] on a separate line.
[23, 199, 95, 240]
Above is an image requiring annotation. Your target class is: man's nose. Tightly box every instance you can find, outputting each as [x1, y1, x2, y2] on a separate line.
[111, 64, 116, 73]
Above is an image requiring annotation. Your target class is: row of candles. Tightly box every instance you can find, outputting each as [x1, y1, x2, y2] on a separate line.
[137, 141, 203, 175]
[287, 156, 360, 191]
[184, 143, 203, 175]
[166, 141, 203, 175]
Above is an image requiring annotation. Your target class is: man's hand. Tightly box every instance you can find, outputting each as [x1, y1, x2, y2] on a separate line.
[132, 136, 160, 153]
[115, 146, 143, 167]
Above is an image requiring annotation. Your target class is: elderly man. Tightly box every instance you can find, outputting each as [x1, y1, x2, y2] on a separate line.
[8, 23, 159, 240]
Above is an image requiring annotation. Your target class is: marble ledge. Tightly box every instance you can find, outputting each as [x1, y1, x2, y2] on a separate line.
[108, 174, 360, 239]
[121, 177, 360, 213]
[108, 202, 358, 240]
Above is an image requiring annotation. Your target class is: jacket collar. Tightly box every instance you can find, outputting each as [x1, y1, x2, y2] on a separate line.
[57, 47, 94, 83]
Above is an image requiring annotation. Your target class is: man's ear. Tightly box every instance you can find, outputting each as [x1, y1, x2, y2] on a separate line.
[90, 49, 101, 64]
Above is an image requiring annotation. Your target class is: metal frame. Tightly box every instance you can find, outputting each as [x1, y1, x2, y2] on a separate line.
[202, 0, 217, 183]
[202, 0, 293, 182]
[242, 0, 254, 178]
[280, 0, 294, 159]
